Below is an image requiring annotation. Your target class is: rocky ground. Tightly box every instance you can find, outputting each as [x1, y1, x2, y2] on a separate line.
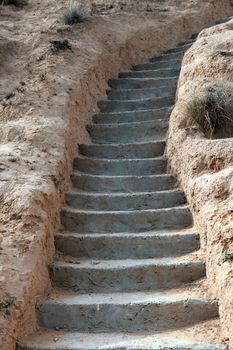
[0, 0, 233, 349]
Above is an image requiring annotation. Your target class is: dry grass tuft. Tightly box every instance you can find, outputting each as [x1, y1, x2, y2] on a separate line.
[0, 0, 28, 6]
[184, 81, 233, 138]
[63, 0, 85, 25]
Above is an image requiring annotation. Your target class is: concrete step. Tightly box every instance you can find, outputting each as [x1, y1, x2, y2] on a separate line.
[87, 120, 168, 144]
[93, 107, 171, 124]
[71, 173, 175, 193]
[36, 290, 218, 332]
[107, 86, 175, 101]
[17, 327, 226, 350]
[55, 230, 200, 259]
[119, 68, 180, 79]
[165, 43, 192, 54]
[108, 77, 177, 90]
[65, 189, 186, 211]
[73, 157, 167, 176]
[50, 256, 205, 293]
[60, 206, 193, 233]
[79, 141, 165, 159]
[133, 59, 181, 71]
[150, 51, 184, 62]
[97, 96, 174, 113]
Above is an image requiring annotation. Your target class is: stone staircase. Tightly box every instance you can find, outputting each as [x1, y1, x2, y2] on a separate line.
[18, 34, 227, 350]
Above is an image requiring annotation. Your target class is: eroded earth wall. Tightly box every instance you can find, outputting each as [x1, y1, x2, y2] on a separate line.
[167, 18, 233, 349]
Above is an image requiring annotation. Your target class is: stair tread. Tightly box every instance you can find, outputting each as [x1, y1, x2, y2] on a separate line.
[62, 204, 189, 214]
[94, 106, 170, 116]
[66, 188, 182, 196]
[52, 252, 203, 269]
[99, 96, 173, 102]
[71, 172, 172, 178]
[79, 141, 166, 148]
[106, 87, 173, 92]
[88, 119, 168, 127]
[133, 60, 181, 71]
[18, 318, 226, 350]
[75, 155, 166, 160]
[121, 67, 180, 74]
[39, 284, 215, 306]
[57, 228, 198, 238]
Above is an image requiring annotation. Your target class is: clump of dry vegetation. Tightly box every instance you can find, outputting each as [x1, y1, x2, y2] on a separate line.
[63, 0, 85, 25]
[184, 81, 233, 138]
[0, 0, 27, 6]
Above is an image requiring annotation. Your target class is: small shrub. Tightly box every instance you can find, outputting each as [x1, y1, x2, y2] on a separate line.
[184, 81, 233, 138]
[63, 0, 84, 25]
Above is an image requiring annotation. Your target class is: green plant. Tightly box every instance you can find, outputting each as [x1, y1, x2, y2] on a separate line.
[63, 0, 84, 25]
[184, 81, 233, 138]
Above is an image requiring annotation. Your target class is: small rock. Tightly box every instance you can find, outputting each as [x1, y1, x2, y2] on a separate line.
[50, 40, 72, 53]
[6, 92, 15, 100]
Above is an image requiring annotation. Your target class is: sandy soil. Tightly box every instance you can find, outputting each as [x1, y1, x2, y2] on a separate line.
[0, 0, 233, 349]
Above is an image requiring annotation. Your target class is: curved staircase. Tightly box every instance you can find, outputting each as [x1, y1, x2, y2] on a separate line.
[18, 32, 227, 350]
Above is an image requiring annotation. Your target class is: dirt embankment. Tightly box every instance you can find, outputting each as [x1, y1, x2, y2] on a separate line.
[167, 18, 233, 349]
[0, 0, 233, 349]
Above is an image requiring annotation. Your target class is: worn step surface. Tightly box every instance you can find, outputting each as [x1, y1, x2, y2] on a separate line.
[71, 173, 175, 192]
[119, 68, 180, 79]
[61, 206, 193, 233]
[79, 141, 165, 159]
[98, 95, 174, 113]
[87, 120, 168, 144]
[50, 256, 205, 293]
[19, 30, 226, 350]
[36, 289, 218, 332]
[65, 189, 186, 211]
[133, 59, 181, 71]
[74, 156, 167, 175]
[55, 229, 200, 259]
[93, 107, 171, 124]
[107, 86, 175, 100]
[17, 324, 226, 350]
[108, 76, 177, 89]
